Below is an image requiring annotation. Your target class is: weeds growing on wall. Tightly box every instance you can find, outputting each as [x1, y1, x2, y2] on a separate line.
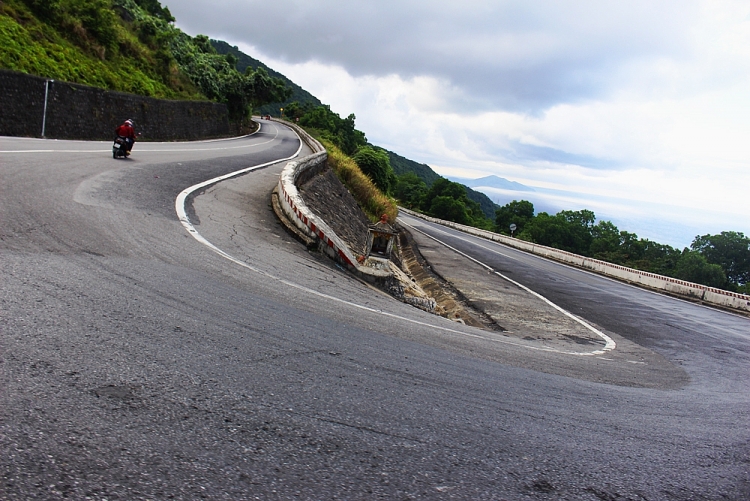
[321, 138, 398, 224]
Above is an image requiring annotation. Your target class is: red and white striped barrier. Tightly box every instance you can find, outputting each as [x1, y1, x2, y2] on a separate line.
[274, 121, 392, 280]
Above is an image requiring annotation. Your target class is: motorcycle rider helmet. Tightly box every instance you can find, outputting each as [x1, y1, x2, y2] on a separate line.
[125, 119, 133, 126]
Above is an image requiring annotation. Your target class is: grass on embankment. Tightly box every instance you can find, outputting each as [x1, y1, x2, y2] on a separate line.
[320, 138, 398, 224]
[0, 0, 200, 99]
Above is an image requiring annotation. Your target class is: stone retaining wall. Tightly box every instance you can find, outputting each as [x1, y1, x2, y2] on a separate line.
[0, 69, 230, 140]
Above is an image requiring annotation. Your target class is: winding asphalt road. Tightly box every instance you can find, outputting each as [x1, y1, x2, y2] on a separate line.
[1, 121, 748, 500]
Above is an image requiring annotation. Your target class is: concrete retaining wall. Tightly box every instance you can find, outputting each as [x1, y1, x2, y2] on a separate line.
[401, 208, 750, 314]
[0, 69, 230, 140]
[275, 120, 392, 281]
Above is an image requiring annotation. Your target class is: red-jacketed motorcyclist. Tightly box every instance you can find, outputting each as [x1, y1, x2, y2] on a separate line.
[115, 119, 136, 155]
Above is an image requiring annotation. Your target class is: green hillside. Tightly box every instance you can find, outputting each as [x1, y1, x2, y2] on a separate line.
[387, 150, 441, 186]
[0, 0, 290, 122]
[0, 0, 200, 98]
[211, 39, 322, 116]
[465, 187, 499, 219]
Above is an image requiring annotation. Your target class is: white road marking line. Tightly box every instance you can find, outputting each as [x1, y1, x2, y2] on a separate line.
[0, 141, 274, 154]
[0, 123, 270, 153]
[404, 216, 520, 261]
[174, 141, 612, 356]
[402, 220, 617, 355]
[404, 214, 750, 325]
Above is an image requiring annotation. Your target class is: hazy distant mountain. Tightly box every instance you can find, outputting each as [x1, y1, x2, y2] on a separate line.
[448, 175, 534, 192]
[385, 151, 498, 218]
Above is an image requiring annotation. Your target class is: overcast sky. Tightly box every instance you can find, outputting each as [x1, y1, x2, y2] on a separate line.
[164, 0, 750, 247]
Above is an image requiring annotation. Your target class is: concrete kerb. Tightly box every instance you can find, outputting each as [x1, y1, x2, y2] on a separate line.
[273, 119, 393, 283]
[400, 208, 750, 315]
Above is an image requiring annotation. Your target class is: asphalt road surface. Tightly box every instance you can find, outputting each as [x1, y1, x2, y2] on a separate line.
[1, 121, 748, 500]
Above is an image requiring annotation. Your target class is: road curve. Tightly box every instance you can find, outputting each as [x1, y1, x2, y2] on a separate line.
[1, 122, 748, 500]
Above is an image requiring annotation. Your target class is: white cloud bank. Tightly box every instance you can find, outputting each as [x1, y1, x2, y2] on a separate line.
[165, 0, 750, 247]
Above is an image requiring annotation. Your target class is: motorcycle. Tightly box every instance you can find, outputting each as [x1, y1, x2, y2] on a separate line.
[112, 136, 130, 159]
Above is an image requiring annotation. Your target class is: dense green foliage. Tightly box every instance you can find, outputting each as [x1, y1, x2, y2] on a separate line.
[393, 176, 492, 229]
[494, 199, 749, 293]
[353, 147, 396, 194]
[394, 173, 429, 210]
[0, 0, 197, 97]
[0, 0, 291, 121]
[495, 200, 534, 235]
[674, 251, 727, 288]
[387, 150, 497, 219]
[211, 40, 322, 116]
[690, 232, 750, 286]
[465, 187, 498, 219]
[298, 105, 367, 156]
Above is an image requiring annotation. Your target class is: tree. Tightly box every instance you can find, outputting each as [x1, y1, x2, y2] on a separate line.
[246, 67, 291, 115]
[690, 231, 750, 286]
[193, 34, 215, 54]
[338, 113, 366, 155]
[21, 0, 61, 21]
[134, 0, 175, 22]
[675, 250, 727, 288]
[589, 220, 621, 260]
[559, 210, 595, 255]
[224, 52, 238, 70]
[394, 173, 428, 209]
[420, 178, 490, 226]
[353, 147, 396, 194]
[299, 106, 367, 155]
[282, 101, 313, 120]
[517, 209, 595, 255]
[421, 178, 466, 209]
[429, 196, 470, 225]
[521, 210, 595, 254]
[638, 239, 680, 276]
[495, 200, 534, 235]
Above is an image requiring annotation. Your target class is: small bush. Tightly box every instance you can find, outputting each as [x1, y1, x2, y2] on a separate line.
[322, 139, 398, 224]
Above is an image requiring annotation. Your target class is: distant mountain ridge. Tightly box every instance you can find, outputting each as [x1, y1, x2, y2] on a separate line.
[386, 150, 442, 186]
[448, 175, 534, 192]
[385, 150, 498, 218]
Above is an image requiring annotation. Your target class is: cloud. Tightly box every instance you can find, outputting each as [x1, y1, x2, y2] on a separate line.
[165, 0, 750, 240]
[167, 0, 701, 112]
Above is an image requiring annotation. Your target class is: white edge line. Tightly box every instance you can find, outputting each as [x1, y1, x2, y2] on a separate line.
[173, 132, 609, 357]
[402, 220, 616, 355]
[0, 122, 266, 153]
[404, 213, 750, 321]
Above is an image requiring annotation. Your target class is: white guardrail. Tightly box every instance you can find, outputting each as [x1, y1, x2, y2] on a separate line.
[274, 120, 392, 281]
[401, 208, 750, 314]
